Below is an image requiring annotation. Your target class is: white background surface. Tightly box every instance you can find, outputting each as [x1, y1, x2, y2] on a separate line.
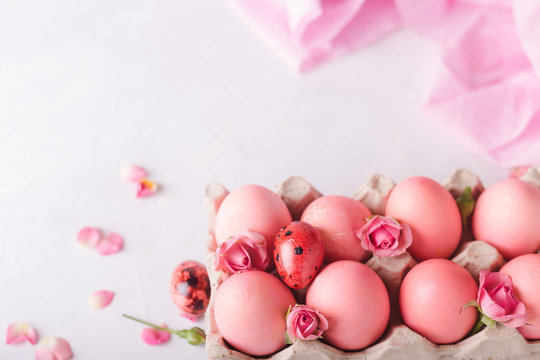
[0, 1, 508, 359]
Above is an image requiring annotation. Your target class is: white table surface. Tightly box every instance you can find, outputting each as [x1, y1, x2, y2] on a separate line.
[0, 1, 509, 359]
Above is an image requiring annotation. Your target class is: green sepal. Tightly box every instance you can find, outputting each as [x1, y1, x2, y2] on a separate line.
[481, 314, 497, 328]
[285, 305, 293, 319]
[456, 187, 475, 227]
[460, 300, 478, 314]
[284, 331, 293, 345]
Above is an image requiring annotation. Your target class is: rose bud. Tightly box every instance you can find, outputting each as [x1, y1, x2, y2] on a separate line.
[477, 271, 528, 328]
[215, 230, 269, 276]
[357, 215, 413, 257]
[285, 304, 329, 343]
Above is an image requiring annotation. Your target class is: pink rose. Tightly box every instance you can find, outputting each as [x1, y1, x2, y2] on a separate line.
[286, 305, 329, 343]
[357, 215, 413, 257]
[215, 230, 269, 275]
[477, 271, 528, 328]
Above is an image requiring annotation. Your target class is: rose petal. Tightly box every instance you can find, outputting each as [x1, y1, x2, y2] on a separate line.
[121, 165, 147, 183]
[35, 337, 72, 360]
[6, 322, 38, 345]
[137, 179, 158, 198]
[76, 227, 101, 248]
[140, 325, 171, 345]
[96, 232, 124, 256]
[88, 290, 115, 310]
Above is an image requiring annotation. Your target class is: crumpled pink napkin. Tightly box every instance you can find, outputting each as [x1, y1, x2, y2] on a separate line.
[404, 0, 540, 166]
[225, 0, 401, 72]
[226, 0, 540, 166]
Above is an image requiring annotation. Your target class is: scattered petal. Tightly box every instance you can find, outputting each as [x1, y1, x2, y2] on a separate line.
[137, 179, 159, 198]
[76, 227, 101, 248]
[121, 165, 147, 183]
[96, 232, 124, 256]
[88, 290, 115, 310]
[35, 337, 72, 360]
[6, 322, 38, 345]
[140, 325, 171, 345]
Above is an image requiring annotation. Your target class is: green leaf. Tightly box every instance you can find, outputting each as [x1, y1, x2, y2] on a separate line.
[460, 300, 478, 314]
[456, 187, 476, 227]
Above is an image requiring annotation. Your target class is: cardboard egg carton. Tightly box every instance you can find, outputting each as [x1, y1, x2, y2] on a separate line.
[204, 169, 540, 360]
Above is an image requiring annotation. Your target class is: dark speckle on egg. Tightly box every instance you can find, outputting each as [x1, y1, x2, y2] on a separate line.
[276, 253, 280, 262]
[294, 246, 303, 255]
[285, 230, 292, 236]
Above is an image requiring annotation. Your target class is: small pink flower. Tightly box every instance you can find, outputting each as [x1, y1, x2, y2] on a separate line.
[477, 271, 528, 328]
[121, 165, 147, 183]
[286, 305, 328, 343]
[88, 290, 115, 309]
[6, 322, 38, 345]
[35, 337, 72, 360]
[136, 179, 158, 198]
[96, 232, 124, 256]
[77, 227, 101, 248]
[357, 215, 412, 257]
[215, 230, 268, 274]
[140, 325, 171, 345]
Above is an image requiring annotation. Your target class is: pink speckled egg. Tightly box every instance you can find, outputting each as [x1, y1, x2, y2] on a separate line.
[472, 179, 540, 260]
[169, 261, 210, 320]
[214, 271, 295, 356]
[215, 185, 292, 268]
[399, 259, 478, 344]
[385, 176, 462, 261]
[500, 254, 540, 340]
[301, 196, 372, 263]
[306, 260, 389, 350]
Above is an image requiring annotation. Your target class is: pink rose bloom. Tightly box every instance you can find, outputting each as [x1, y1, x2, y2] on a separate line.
[286, 305, 329, 342]
[357, 216, 413, 257]
[215, 230, 268, 275]
[477, 271, 528, 328]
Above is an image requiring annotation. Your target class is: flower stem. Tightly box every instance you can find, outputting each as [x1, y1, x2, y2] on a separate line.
[469, 316, 485, 336]
[122, 314, 206, 345]
[122, 314, 174, 334]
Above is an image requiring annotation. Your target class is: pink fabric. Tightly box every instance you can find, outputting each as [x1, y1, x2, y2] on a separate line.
[226, 0, 401, 72]
[226, 0, 540, 166]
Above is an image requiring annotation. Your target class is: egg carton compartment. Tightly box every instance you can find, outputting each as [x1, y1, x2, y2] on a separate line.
[204, 169, 540, 360]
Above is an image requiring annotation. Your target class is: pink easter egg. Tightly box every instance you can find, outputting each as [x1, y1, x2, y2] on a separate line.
[472, 179, 540, 259]
[399, 259, 478, 344]
[500, 254, 540, 340]
[306, 260, 390, 350]
[214, 271, 295, 356]
[215, 185, 292, 268]
[301, 195, 372, 263]
[385, 176, 462, 261]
